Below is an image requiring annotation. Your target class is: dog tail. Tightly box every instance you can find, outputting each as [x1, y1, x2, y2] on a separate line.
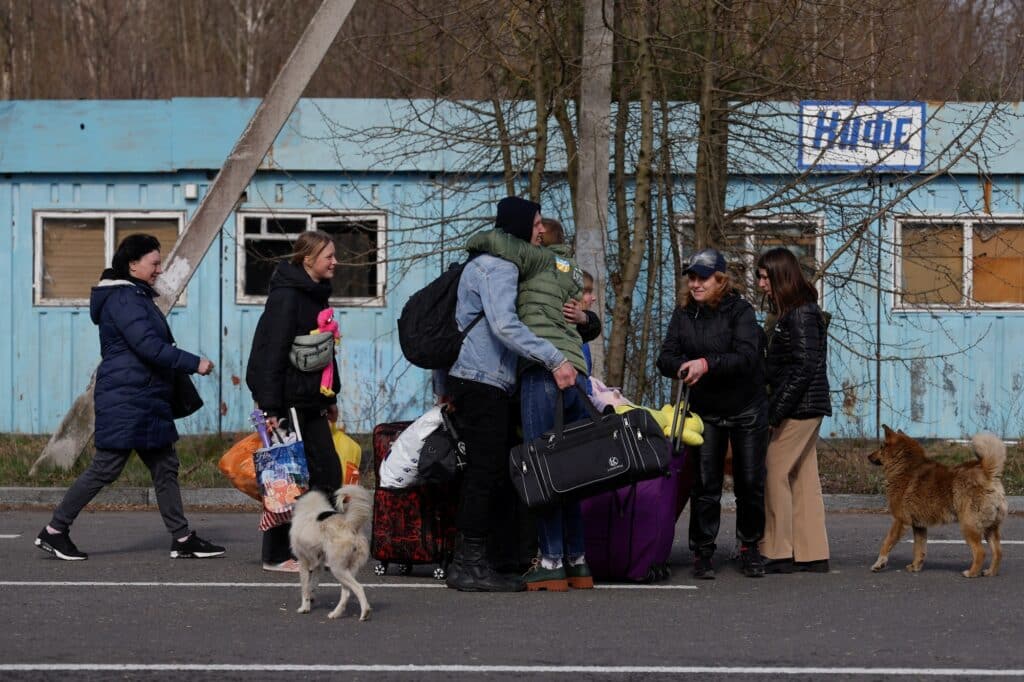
[972, 431, 1006, 479]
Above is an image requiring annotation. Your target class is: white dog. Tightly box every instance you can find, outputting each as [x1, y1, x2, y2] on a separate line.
[289, 485, 373, 621]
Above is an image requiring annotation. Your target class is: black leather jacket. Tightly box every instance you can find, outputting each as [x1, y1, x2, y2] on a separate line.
[764, 302, 832, 426]
[656, 292, 766, 420]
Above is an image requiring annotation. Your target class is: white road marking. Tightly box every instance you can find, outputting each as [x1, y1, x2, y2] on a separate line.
[0, 534, 21, 539]
[0, 664, 1021, 676]
[902, 539, 1024, 544]
[0, 580, 697, 590]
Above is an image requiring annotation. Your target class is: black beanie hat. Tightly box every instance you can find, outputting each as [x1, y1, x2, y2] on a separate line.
[495, 196, 541, 242]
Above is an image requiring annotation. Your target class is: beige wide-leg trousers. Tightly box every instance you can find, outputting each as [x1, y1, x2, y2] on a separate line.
[760, 416, 829, 562]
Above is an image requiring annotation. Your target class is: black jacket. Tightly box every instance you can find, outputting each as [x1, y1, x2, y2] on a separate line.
[246, 261, 339, 418]
[764, 302, 832, 426]
[577, 310, 601, 343]
[656, 292, 766, 420]
[91, 272, 200, 450]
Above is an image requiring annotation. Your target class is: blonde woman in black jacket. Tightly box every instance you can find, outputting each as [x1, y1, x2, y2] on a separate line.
[756, 247, 832, 574]
[657, 248, 768, 579]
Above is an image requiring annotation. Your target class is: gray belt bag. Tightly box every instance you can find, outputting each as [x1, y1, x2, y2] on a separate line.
[289, 333, 335, 372]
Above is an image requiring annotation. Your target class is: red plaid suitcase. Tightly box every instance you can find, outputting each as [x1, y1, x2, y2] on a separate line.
[370, 420, 459, 580]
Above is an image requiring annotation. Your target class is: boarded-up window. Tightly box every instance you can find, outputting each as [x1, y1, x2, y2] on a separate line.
[114, 218, 180, 256]
[900, 223, 963, 305]
[41, 217, 105, 300]
[37, 214, 184, 305]
[972, 224, 1024, 304]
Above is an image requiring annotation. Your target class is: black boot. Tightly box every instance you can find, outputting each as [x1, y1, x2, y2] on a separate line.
[445, 536, 524, 592]
[445, 534, 464, 585]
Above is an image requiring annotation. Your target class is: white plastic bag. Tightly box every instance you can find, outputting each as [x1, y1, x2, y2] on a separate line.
[378, 406, 443, 489]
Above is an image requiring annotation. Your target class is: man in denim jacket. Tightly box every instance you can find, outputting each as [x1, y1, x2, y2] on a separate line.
[441, 196, 577, 592]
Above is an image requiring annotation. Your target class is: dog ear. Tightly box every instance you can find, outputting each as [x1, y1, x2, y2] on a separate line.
[882, 424, 895, 439]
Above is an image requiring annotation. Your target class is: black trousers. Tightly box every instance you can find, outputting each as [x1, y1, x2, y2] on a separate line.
[688, 400, 768, 556]
[448, 376, 512, 540]
[262, 406, 340, 564]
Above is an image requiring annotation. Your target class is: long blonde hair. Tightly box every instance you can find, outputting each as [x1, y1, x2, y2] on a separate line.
[289, 230, 333, 266]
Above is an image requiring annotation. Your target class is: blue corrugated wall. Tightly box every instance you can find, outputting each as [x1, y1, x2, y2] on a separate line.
[2, 99, 1023, 438]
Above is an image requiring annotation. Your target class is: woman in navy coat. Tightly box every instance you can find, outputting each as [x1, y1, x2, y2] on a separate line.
[35, 234, 224, 561]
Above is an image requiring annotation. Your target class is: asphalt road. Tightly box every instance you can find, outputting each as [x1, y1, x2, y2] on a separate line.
[2, 507, 1023, 681]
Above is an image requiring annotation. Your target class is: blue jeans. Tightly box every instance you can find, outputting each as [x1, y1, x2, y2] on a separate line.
[520, 366, 590, 561]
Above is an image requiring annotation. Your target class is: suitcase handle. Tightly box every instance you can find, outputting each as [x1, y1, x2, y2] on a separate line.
[669, 377, 691, 453]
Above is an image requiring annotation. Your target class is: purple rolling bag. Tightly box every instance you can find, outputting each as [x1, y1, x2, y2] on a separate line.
[582, 382, 693, 582]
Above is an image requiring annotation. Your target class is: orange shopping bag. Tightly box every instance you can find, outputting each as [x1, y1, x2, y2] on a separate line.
[218, 433, 262, 501]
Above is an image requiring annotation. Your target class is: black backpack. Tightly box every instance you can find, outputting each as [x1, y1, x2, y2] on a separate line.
[398, 259, 485, 369]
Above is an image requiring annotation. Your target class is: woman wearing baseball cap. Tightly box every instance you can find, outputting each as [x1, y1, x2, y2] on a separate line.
[657, 248, 769, 579]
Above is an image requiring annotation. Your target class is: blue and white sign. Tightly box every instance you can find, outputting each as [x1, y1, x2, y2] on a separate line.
[798, 101, 926, 171]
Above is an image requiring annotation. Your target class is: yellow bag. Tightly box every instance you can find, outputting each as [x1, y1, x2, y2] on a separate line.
[331, 421, 362, 485]
[614, 402, 705, 446]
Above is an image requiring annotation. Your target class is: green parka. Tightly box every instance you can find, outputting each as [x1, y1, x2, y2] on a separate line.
[466, 229, 588, 374]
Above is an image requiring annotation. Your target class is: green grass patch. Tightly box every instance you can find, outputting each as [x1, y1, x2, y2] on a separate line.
[2, 433, 1021, 495]
[0, 433, 374, 489]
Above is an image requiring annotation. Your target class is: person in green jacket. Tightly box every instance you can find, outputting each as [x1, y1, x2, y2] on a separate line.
[466, 216, 594, 592]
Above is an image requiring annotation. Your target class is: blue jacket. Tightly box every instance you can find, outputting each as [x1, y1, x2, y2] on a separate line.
[447, 254, 564, 393]
[90, 272, 200, 450]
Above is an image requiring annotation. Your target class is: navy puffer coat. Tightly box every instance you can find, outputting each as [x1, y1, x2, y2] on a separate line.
[90, 271, 201, 450]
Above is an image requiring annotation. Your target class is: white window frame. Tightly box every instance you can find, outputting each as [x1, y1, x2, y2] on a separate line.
[894, 215, 1024, 311]
[235, 210, 387, 307]
[674, 214, 826, 299]
[34, 210, 186, 307]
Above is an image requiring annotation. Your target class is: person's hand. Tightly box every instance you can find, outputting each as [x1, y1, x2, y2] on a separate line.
[197, 358, 214, 376]
[563, 299, 587, 325]
[679, 358, 708, 386]
[265, 415, 280, 430]
[552, 360, 578, 390]
[326, 404, 339, 423]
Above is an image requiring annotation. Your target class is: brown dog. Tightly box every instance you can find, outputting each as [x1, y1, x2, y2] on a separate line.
[868, 426, 1007, 578]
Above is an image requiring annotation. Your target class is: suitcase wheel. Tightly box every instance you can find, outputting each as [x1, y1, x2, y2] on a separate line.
[642, 566, 658, 583]
[398, 563, 413, 576]
[655, 564, 671, 581]
[373, 563, 388, 576]
[433, 566, 447, 580]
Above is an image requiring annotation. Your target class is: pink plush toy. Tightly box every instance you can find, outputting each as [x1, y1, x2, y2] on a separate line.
[311, 308, 341, 397]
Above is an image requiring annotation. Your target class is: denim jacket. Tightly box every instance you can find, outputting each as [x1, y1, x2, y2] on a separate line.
[445, 254, 564, 393]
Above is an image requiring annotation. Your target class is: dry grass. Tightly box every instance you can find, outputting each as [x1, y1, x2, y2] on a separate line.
[1, 433, 1020, 495]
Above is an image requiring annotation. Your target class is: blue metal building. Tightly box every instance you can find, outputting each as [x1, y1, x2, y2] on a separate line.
[1, 98, 1022, 439]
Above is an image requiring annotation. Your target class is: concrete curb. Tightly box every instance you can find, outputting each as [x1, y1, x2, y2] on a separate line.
[0, 486, 260, 509]
[2, 487, 1020, 513]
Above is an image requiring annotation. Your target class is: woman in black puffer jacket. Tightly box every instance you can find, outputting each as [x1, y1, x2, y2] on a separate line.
[657, 248, 769, 579]
[756, 247, 832, 574]
[246, 230, 341, 571]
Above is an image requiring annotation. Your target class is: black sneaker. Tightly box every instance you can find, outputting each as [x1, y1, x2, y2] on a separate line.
[35, 528, 88, 561]
[739, 545, 765, 578]
[794, 559, 830, 573]
[170, 531, 225, 559]
[692, 554, 715, 580]
[764, 558, 795, 574]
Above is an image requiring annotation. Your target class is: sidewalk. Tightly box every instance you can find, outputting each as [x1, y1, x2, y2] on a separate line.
[3, 486, 1021, 513]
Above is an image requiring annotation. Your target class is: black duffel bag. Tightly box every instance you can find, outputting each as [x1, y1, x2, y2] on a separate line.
[509, 385, 671, 509]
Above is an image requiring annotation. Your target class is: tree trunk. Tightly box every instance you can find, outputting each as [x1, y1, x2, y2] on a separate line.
[574, 0, 613, 378]
[606, 2, 654, 388]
